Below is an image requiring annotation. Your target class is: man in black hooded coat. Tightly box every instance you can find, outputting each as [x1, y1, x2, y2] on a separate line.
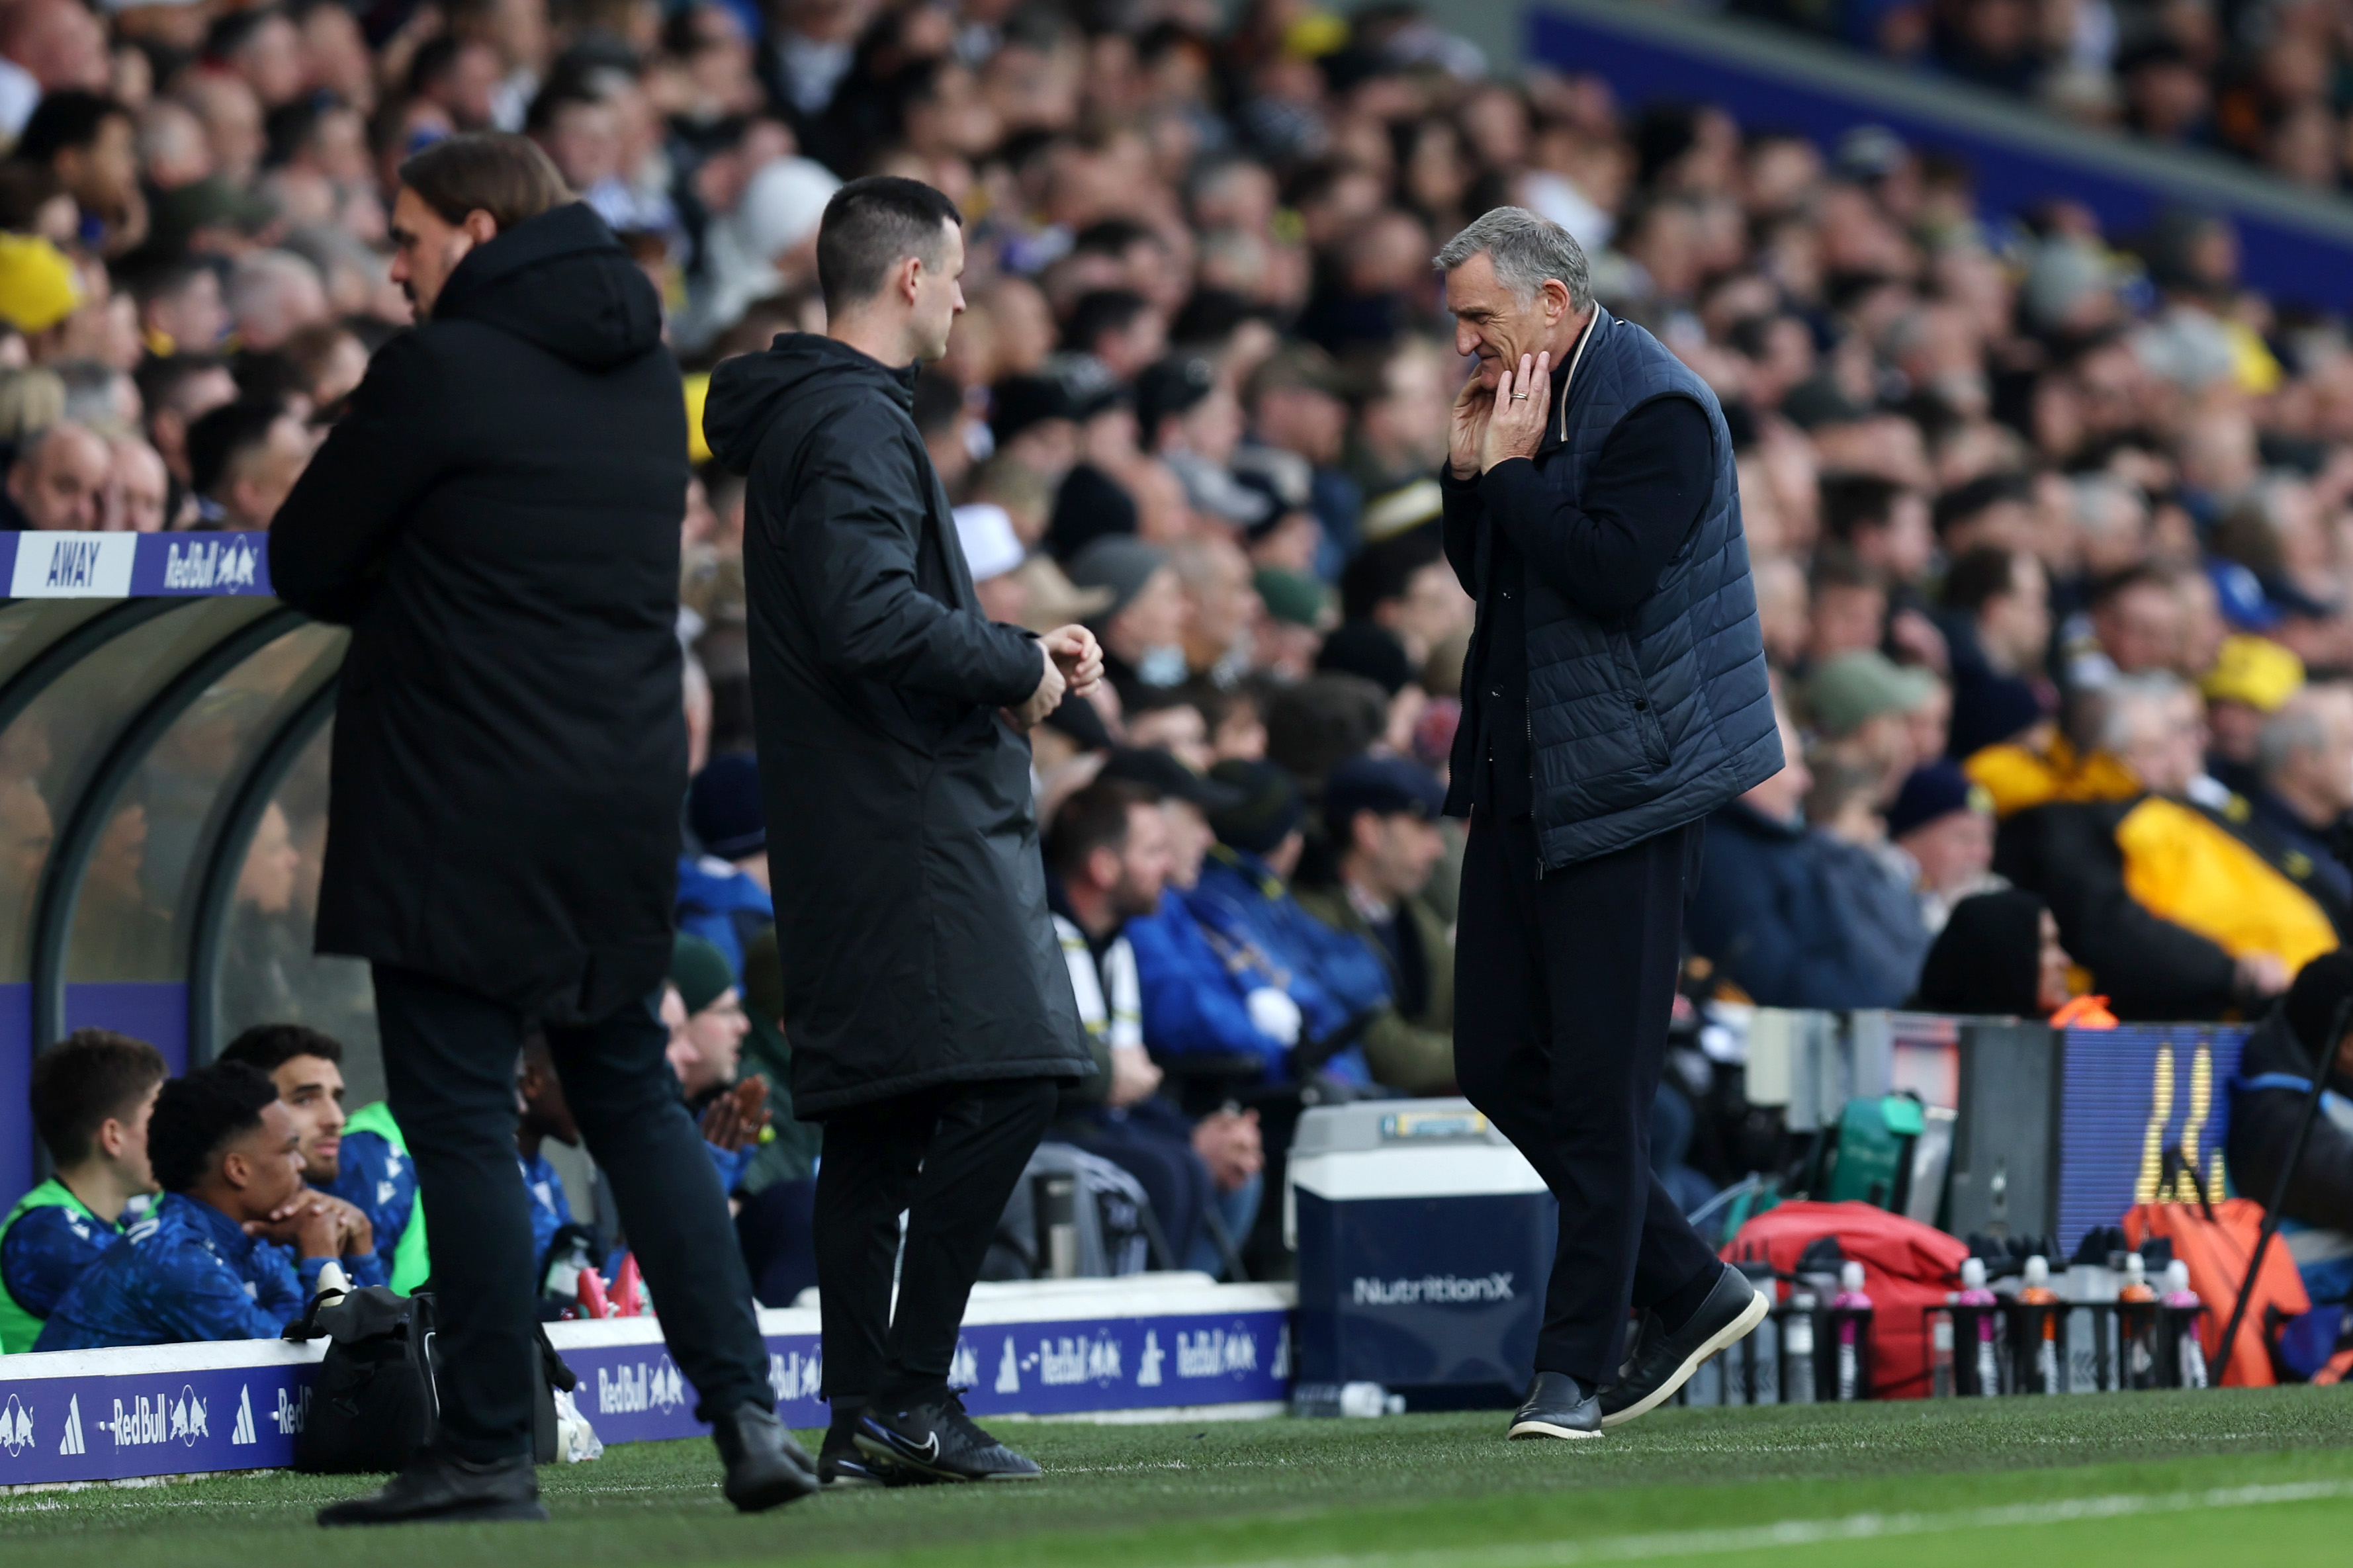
[270, 134, 815, 1526]
[703, 175, 1101, 1487]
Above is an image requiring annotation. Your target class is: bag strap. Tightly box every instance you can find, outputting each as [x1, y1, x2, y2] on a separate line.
[281, 1288, 343, 1342]
[2161, 1144, 2217, 1221]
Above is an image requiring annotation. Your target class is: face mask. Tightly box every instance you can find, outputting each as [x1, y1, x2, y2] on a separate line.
[1137, 645, 1189, 688]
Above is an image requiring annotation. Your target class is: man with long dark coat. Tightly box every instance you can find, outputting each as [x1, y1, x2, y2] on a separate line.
[270, 134, 817, 1524]
[704, 175, 1102, 1487]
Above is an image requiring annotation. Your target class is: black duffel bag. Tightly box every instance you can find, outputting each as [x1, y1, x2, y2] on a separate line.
[285, 1285, 581, 1473]
[285, 1286, 441, 1473]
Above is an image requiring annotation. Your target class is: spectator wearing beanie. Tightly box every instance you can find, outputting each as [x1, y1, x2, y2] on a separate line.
[668, 932, 767, 1199]
[1068, 535, 1190, 705]
[1689, 691, 1907, 1008]
[1888, 762, 2005, 934]
[730, 927, 824, 1310]
[1174, 760, 1393, 1088]
[1293, 755, 1456, 1094]
[678, 752, 775, 977]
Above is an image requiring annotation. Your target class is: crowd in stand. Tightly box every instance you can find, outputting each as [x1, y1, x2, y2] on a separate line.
[1728, 0, 2353, 191]
[7, 0, 2353, 1341]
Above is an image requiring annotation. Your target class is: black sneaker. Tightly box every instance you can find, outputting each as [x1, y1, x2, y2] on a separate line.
[854, 1393, 1042, 1482]
[1600, 1264, 1768, 1429]
[318, 1449, 547, 1526]
[1507, 1370, 1601, 1440]
[820, 1417, 904, 1489]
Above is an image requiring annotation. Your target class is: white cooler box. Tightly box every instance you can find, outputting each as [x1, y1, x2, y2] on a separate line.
[1286, 1098, 1553, 1392]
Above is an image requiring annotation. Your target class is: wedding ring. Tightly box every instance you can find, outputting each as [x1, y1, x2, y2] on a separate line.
[1511, 392, 1530, 400]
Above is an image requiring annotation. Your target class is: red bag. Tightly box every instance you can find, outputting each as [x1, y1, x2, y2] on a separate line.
[2123, 1196, 2308, 1387]
[1722, 1201, 1970, 1399]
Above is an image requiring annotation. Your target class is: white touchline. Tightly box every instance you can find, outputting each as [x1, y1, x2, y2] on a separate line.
[1225, 1479, 2353, 1568]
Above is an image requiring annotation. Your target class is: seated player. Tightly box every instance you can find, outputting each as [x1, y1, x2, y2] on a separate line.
[667, 935, 771, 1199]
[0, 1029, 168, 1352]
[36, 1063, 377, 1349]
[218, 1023, 412, 1290]
[516, 1029, 583, 1279]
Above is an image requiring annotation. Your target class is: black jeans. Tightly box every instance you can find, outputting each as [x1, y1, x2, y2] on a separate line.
[813, 1077, 1057, 1411]
[373, 964, 772, 1459]
[1452, 813, 1722, 1387]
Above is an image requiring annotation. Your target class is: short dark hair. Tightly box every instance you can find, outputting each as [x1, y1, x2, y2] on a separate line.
[15, 91, 130, 165]
[1810, 541, 1884, 594]
[816, 175, 961, 315]
[1065, 288, 1151, 354]
[135, 350, 230, 417]
[29, 1029, 167, 1166]
[216, 1022, 344, 1074]
[148, 1062, 280, 1194]
[398, 132, 571, 231]
[187, 398, 289, 501]
[1943, 546, 2029, 616]
[1046, 778, 1157, 881]
[1339, 525, 1444, 622]
[1819, 474, 1906, 542]
[1933, 470, 2032, 538]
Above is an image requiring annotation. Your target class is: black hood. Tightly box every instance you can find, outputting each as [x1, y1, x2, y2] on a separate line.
[703, 332, 916, 476]
[431, 202, 662, 370]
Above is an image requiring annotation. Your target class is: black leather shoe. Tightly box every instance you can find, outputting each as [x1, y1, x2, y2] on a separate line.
[854, 1393, 1041, 1481]
[1600, 1264, 1768, 1429]
[1507, 1371, 1602, 1440]
[710, 1401, 821, 1512]
[317, 1450, 546, 1526]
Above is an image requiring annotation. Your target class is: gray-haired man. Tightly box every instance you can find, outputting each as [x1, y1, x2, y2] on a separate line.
[1435, 208, 1784, 1438]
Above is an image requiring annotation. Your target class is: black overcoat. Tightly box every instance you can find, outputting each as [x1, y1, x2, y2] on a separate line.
[703, 333, 1090, 1117]
[270, 202, 687, 1024]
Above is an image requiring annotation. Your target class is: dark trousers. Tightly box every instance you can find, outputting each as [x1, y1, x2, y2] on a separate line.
[373, 964, 772, 1459]
[813, 1076, 1057, 1411]
[1452, 812, 1721, 1387]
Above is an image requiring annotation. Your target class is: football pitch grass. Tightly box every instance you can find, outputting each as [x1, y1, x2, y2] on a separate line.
[7, 1391, 2353, 1568]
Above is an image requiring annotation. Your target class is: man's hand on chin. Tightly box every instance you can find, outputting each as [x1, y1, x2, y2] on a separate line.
[1479, 351, 1552, 473]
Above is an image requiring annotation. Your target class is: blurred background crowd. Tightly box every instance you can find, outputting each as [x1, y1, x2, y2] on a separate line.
[4, 0, 2353, 1267]
[1726, 0, 2353, 191]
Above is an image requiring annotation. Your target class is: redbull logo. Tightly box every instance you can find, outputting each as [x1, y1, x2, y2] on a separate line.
[597, 1358, 688, 1415]
[1037, 1332, 1123, 1387]
[1175, 1327, 1259, 1379]
[767, 1349, 822, 1403]
[102, 1386, 208, 1448]
[161, 538, 260, 591]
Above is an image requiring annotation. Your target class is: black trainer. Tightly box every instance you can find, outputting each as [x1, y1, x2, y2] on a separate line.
[317, 1449, 547, 1526]
[710, 1401, 821, 1511]
[1600, 1264, 1768, 1429]
[820, 1412, 903, 1489]
[1507, 1370, 1602, 1440]
[854, 1392, 1042, 1481]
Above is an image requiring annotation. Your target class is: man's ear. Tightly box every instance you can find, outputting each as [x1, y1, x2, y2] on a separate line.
[1540, 278, 1573, 326]
[462, 208, 502, 247]
[900, 253, 926, 306]
[1088, 842, 1122, 891]
[95, 1116, 125, 1161]
[217, 1149, 248, 1192]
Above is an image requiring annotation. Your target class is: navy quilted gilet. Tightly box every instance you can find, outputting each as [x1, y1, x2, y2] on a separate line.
[1470, 306, 1783, 868]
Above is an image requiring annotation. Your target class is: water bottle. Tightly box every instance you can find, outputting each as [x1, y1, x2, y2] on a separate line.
[1832, 1262, 1873, 1402]
[2020, 1256, 2062, 1394]
[2116, 1252, 2158, 1389]
[1783, 1291, 1817, 1403]
[2162, 1260, 2209, 1389]
[1958, 1257, 2000, 1396]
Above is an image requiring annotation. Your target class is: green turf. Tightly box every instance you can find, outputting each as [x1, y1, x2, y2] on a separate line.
[5, 1391, 2351, 1568]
